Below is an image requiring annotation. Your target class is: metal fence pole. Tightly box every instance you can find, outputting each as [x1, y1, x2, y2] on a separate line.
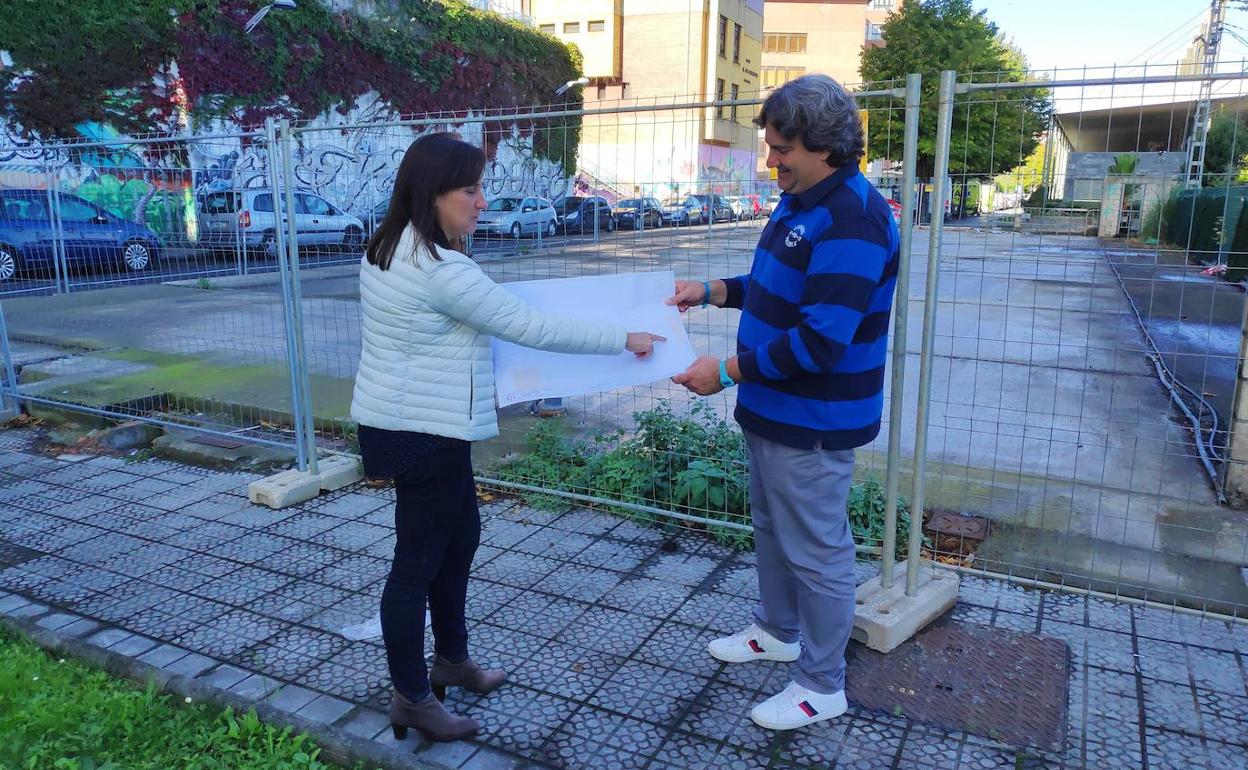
[0, 301, 19, 416]
[264, 117, 309, 471]
[236, 207, 246, 277]
[278, 118, 320, 476]
[43, 170, 68, 295]
[881, 73, 922, 589]
[906, 70, 957, 595]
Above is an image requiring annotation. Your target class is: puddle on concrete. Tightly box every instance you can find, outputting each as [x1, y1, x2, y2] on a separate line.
[1145, 318, 1240, 352]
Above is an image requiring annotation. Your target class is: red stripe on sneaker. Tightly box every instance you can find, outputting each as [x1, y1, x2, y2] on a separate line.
[747, 639, 764, 654]
[798, 701, 818, 717]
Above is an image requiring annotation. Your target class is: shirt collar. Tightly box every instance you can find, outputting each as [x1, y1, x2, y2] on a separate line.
[788, 164, 859, 211]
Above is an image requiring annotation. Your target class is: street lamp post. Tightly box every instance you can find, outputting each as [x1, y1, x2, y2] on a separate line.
[244, 0, 298, 34]
[554, 77, 589, 96]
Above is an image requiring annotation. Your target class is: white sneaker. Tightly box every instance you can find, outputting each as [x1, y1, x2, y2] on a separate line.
[707, 623, 800, 663]
[750, 681, 848, 730]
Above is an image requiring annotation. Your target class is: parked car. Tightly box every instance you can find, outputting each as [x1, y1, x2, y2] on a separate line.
[475, 196, 558, 239]
[553, 195, 615, 234]
[198, 188, 365, 258]
[728, 194, 762, 219]
[884, 196, 903, 222]
[613, 197, 663, 230]
[687, 194, 733, 223]
[0, 188, 161, 281]
[762, 193, 782, 216]
[363, 199, 388, 243]
[660, 198, 705, 227]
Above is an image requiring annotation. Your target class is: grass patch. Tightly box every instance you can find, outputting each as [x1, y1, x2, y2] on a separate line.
[0, 628, 372, 770]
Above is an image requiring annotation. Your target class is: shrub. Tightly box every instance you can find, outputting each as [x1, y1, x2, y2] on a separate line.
[493, 402, 915, 555]
[1139, 187, 1180, 245]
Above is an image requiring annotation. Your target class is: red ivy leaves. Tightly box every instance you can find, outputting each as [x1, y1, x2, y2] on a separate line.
[8, 0, 580, 153]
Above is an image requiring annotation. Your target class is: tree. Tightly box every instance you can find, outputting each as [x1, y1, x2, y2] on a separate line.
[0, 0, 182, 138]
[1202, 107, 1248, 188]
[1108, 153, 1139, 175]
[994, 138, 1046, 194]
[859, 0, 1052, 180]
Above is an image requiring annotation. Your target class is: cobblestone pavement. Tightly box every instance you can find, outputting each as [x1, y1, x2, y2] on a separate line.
[0, 427, 1244, 769]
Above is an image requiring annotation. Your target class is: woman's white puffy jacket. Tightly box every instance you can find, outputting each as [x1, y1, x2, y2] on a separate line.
[350, 228, 626, 440]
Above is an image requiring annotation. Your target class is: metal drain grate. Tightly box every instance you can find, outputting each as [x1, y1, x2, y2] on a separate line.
[847, 619, 1070, 751]
[0, 538, 44, 570]
[926, 509, 990, 540]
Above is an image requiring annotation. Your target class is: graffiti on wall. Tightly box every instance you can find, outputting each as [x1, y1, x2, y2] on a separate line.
[0, 121, 206, 240]
[2, 101, 582, 248]
[697, 144, 758, 195]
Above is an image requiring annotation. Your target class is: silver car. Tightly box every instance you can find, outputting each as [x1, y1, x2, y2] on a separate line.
[474, 196, 558, 239]
[198, 189, 365, 257]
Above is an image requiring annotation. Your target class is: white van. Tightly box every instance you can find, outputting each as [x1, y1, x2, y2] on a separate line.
[198, 189, 365, 257]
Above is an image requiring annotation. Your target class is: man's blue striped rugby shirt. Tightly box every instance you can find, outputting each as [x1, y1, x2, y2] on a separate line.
[721, 164, 900, 450]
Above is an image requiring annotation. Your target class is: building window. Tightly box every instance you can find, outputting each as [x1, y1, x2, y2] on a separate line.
[564, 21, 580, 33]
[733, 23, 742, 63]
[730, 83, 740, 121]
[866, 22, 883, 41]
[872, 0, 895, 8]
[539, 23, 555, 34]
[588, 19, 605, 32]
[761, 66, 806, 88]
[718, 16, 728, 58]
[763, 33, 807, 54]
[1072, 179, 1103, 202]
[716, 78, 725, 118]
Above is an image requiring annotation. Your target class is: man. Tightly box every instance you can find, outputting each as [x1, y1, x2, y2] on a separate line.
[669, 74, 900, 730]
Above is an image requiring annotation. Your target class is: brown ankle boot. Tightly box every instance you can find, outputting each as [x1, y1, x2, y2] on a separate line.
[428, 655, 508, 700]
[388, 690, 480, 742]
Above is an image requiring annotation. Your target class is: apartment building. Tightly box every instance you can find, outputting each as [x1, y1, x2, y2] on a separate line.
[523, 0, 765, 198]
[761, 0, 899, 89]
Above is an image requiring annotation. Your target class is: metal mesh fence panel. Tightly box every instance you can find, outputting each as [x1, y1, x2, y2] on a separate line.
[920, 63, 1248, 616]
[7, 67, 1242, 617]
[0, 129, 307, 452]
[286, 83, 913, 553]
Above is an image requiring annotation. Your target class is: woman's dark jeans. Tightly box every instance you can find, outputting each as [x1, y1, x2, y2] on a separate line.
[380, 440, 480, 702]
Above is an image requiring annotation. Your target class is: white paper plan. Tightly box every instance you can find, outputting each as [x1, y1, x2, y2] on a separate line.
[491, 271, 697, 407]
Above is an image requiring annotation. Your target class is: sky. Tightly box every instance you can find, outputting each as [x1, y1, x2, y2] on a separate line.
[971, 0, 1248, 72]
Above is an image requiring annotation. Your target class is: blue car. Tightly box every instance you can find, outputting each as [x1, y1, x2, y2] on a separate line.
[0, 188, 161, 281]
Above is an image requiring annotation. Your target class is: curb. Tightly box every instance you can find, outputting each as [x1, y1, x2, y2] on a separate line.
[162, 263, 361, 290]
[0, 607, 441, 770]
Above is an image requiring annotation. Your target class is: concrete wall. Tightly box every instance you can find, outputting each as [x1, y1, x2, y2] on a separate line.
[1063, 152, 1184, 201]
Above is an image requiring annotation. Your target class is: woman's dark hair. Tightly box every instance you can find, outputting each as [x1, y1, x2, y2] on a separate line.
[366, 132, 486, 270]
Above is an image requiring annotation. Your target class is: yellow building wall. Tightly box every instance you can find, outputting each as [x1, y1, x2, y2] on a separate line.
[528, 0, 622, 79]
[762, 0, 902, 88]
[525, 0, 767, 196]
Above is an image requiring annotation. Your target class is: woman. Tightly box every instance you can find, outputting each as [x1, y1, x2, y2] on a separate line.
[351, 133, 663, 742]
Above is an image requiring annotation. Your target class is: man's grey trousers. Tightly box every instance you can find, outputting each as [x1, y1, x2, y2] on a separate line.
[745, 430, 857, 695]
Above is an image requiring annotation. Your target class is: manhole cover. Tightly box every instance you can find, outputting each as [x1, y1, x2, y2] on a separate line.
[926, 509, 990, 540]
[0, 539, 44, 570]
[187, 434, 247, 449]
[847, 618, 1069, 750]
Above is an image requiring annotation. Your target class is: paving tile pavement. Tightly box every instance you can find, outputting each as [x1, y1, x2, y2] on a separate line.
[0, 426, 1244, 769]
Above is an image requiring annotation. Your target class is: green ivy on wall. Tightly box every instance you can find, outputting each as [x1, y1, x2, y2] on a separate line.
[1, 0, 583, 169]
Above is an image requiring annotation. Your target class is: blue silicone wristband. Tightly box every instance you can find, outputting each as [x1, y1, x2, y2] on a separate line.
[701, 280, 712, 307]
[718, 359, 736, 389]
